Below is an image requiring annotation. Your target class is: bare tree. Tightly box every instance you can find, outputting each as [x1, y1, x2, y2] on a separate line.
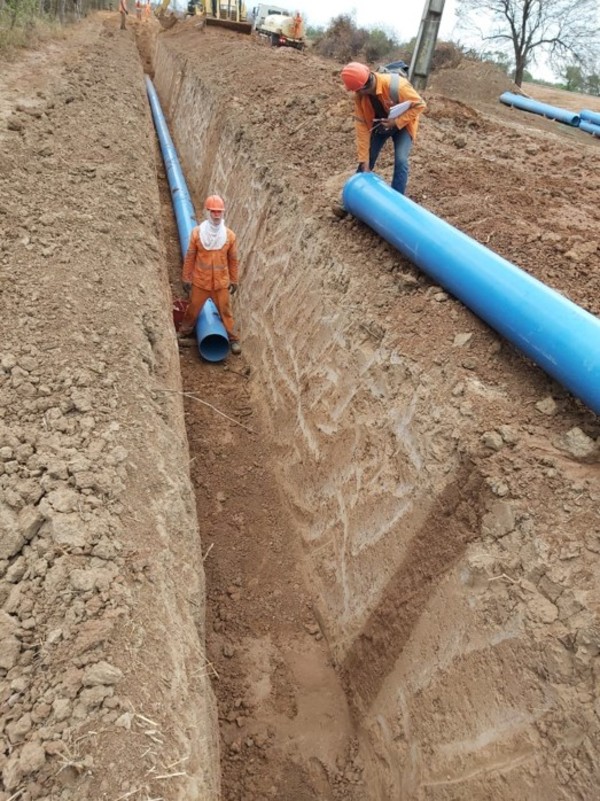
[456, 0, 600, 86]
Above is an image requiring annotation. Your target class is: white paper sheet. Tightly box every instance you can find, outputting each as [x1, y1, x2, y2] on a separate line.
[388, 100, 413, 119]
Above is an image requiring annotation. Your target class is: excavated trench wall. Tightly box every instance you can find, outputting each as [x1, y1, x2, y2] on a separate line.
[0, 26, 220, 799]
[154, 40, 478, 668]
[153, 40, 592, 801]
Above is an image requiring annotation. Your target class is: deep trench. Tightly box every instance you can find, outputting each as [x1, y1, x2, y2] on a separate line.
[137, 34, 367, 801]
[149, 106, 362, 801]
[135, 25, 490, 801]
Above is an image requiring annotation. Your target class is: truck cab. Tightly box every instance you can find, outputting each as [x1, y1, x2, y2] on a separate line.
[249, 3, 290, 29]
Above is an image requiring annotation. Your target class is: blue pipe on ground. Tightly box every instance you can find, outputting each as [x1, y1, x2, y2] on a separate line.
[499, 91, 581, 126]
[145, 76, 230, 362]
[342, 173, 600, 415]
[579, 119, 600, 138]
[580, 109, 600, 127]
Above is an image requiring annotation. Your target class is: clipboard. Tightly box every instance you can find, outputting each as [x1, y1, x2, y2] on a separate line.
[387, 100, 413, 119]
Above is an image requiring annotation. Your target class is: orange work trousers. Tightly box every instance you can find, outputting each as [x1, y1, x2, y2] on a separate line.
[180, 286, 238, 341]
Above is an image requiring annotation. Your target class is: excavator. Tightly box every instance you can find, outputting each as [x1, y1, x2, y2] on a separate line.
[186, 0, 252, 34]
[154, 0, 177, 26]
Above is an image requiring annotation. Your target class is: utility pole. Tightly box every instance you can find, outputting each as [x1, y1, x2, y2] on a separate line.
[409, 0, 446, 90]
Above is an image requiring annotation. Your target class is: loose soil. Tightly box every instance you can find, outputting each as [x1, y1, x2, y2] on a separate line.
[1, 12, 599, 801]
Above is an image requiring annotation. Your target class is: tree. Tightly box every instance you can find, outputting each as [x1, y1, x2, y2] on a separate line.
[563, 63, 585, 91]
[456, 0, 600, 86]
[313, 13, 367, 62]
[587, 71, 600, 94]
[304, 24, 324, 40]
[364, 26, 398, 63]
[480, 47, 512, 73]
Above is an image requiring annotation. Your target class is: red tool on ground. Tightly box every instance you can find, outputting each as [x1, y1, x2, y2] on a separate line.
[172, 298, 189, 331]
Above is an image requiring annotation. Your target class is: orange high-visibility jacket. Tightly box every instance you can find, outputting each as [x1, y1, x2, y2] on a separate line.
[353, 73, 427, 163]
[182, 226, 239, 291]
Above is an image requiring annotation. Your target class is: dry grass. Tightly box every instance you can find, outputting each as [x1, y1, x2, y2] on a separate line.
[0, 16, 65, 59]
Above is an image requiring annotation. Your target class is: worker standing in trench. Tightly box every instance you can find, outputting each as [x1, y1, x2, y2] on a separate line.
[178, 195, 242, 355]
[341, 62, 426, 196]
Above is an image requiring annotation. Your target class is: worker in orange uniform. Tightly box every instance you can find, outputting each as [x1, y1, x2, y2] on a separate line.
[292, 11, 302, 39]
[179, 195, 242, 355]
[143, 1, 151, 18]
[341, 62, 426, 195]
[119, 0, 129, 28]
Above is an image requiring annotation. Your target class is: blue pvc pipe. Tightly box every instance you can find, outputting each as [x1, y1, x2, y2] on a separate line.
[145, 77, 230, 362]
[342, 173, 600, 415]
[145, 76, 197, 256]
[499, 91, 580, 126]
[580, 109, 600, 127]
[579, 119, 600, 138]
[195, 298, 230, 361]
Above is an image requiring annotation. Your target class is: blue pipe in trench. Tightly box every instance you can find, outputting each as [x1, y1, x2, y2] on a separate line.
[145, 76, 229, 362]
[499, 92, 581, 126]
[145, 76, 197, 256]
[342, 173, 600, 415]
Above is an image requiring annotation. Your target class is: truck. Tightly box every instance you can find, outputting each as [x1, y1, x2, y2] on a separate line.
[250, 4, 305, 50]
[249, 3, 287, 28]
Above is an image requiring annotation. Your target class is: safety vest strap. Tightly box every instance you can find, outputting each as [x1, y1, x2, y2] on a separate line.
[389, 74, 400, 105]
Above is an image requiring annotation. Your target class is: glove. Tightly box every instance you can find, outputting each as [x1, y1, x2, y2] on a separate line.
[229, 283, 238, 295]
[182, 282, 192, 295]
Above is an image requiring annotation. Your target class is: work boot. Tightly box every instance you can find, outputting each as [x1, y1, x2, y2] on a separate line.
[230, 341, 242, 355]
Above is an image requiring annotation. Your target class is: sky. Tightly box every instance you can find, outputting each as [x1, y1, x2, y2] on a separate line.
[291, 0, 559, 80]
[294, 0, 459, 43]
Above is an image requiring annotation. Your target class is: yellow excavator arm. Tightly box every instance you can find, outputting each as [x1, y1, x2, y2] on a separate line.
[154, 0, 170, 17]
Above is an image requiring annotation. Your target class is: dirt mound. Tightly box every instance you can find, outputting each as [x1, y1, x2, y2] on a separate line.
[429, 58, 520, 106]
[425, 93, 488, 129]
[0, 17, 218, 801]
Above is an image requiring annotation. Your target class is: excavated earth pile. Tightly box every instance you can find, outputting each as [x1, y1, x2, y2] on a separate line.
[1, 11, 600, 801]
[0, 19, 217, 801]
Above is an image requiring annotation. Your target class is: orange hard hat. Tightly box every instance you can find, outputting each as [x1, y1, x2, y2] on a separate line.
[204, 195, 225, 212]
[341, 62, 370, 92]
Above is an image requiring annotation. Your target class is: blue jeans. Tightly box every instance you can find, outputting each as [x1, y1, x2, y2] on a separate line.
[358, 127, 413, 195]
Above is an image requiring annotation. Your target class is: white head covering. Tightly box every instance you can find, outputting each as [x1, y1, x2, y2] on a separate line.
[199, 214, 227, 250]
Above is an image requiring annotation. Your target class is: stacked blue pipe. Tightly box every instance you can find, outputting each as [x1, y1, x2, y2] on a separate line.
[579, 119, 600, 138]
[342, 173, 600, 415]
[499, 92, 581, 126]
[145, 76, 230, 362]
[580, 109, 600, 126]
